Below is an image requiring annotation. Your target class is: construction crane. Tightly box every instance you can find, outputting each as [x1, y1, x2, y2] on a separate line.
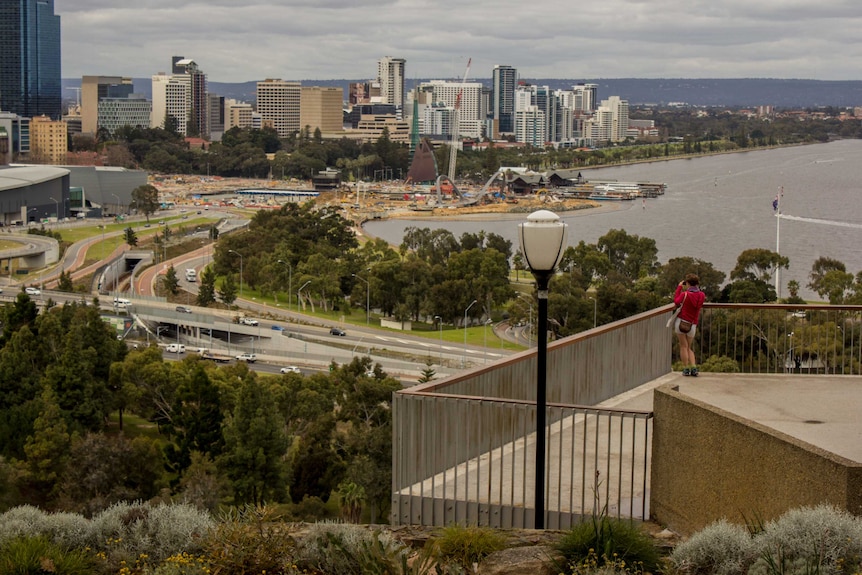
[447, 58, 471, 182]
[66, 87, 81, 108]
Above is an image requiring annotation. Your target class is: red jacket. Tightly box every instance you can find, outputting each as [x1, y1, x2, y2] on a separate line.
[674, 285, 705, 324]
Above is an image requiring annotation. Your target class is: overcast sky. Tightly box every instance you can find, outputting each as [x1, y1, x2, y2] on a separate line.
[58, 0, 862, 83]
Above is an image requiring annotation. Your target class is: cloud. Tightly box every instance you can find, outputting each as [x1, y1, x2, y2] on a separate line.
[57, 0, 862, 82]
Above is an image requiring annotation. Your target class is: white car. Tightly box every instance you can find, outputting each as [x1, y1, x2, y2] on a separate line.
[25, 287, 41, 296]
[235, 352, 257, 363]
[239, 317, 259, 326]
[280, 366, 301, 374]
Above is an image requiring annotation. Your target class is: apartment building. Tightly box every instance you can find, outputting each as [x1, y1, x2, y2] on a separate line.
[377, 57, 406, 114]
[256, 79, 301, 138]
[30, 115, 67, 163]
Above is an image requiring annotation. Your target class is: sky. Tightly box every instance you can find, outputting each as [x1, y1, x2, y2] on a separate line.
[58, 0, 862, 83]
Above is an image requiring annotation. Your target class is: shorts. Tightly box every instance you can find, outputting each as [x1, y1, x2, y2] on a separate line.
[674, 317, 697, 338]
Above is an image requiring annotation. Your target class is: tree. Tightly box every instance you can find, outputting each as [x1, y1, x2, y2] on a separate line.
[219, 273, 238, 307]
[197, 266, 217, 307]
[57, 270, 74, 293]
[130, 184, 160, 222]
[808, 257, 847, 298]
[124, 226, 138, 247]
[731, 248, 789, 283]
[162, 265, 180, 295]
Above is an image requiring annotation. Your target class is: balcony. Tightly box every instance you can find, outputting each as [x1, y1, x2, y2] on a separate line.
[392, 303, 862, 531]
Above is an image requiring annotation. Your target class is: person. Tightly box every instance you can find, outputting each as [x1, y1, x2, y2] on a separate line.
[674, 273, 706, 376]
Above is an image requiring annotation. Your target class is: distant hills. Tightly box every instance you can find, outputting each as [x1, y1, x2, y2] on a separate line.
[62, 78, 862, 108]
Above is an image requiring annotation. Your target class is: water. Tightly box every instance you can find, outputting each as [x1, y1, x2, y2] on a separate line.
[364, 139, 862, 300]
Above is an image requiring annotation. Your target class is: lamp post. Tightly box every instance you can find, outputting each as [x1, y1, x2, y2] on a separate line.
[277, 259, 292, 312]
[111, 193, 120, 216]
[228, 249, 243, 297]
[297, 280, 311, 311]
[434, 315, 443, 363]
[588, 296, 597, 328]
[352, 269, 370, 326]
[463, 299, 477, 368]
[49, 196, 59, 220]
[483, 318, 493, 365]
[518, 209, 568, 530]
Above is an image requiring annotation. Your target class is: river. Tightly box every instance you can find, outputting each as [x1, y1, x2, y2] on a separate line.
[364, 139, 862, 300]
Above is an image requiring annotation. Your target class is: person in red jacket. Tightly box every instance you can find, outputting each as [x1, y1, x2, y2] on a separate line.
[674, 273, 706, 376]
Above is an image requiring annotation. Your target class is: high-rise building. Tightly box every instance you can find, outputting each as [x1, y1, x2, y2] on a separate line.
[0, 112, 29, 164]
[492, 65, 517, 134]
[0, 0, 61, 119]
[573, 83, 598, 113]
[97, 95, 151, 136]
[81, 76, 134, 135]
[150, 57, 209, 137]
[514, 106, 547, 146]
[300, 87, 343, 135]
[208, 94, 225, 141]
[225, 99, 254, 131]
[377, 57, 406, 114]
[256, 79, 301, 138]
[585, 96, 629, 143]
[417, 80, 484, 139]
[30, 114, 66, 163]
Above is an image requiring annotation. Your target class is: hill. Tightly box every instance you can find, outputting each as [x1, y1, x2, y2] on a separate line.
[62, 77, 862, 109]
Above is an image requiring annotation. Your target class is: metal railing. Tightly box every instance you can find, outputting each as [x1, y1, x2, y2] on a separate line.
[696, 304, 862, 375]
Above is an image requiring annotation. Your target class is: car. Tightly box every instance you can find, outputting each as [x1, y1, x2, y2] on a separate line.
[271, 325, 285, 332]
[280, 366, 301, 374]
[166, 344, 186, 353]
[330, 327, 346, 336]
[175, 305, 193, 313]
[235, 352, 257, 363]
[25, 287, 41, 296]
[144, 223, 151, 228]
[239, 317, 259, 326]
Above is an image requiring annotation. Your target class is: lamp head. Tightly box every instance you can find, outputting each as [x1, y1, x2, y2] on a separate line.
[518, 210, 568, 274]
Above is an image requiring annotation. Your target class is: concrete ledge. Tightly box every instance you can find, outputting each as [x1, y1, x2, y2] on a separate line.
[650, 382, 862, 535]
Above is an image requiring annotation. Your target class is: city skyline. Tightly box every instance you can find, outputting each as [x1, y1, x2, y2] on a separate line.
[56, 1, 862, 84]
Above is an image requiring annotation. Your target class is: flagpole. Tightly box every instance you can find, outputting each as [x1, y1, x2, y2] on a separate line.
[775, 186, 782, 299]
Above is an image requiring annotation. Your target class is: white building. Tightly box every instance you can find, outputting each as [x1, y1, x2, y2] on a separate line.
[584, 96, 629, 144]
[514, 106, 547, 146]
[256, 79, 301, 138]
[377, 57, 406, 115]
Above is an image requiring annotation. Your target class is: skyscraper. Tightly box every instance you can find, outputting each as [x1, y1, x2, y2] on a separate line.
[377, 57, 406, 115]
[0, 0, 61, 119]
[256, 79, 301, 138]
[492, 65, 517, 134]
[150, 57, 209, 137]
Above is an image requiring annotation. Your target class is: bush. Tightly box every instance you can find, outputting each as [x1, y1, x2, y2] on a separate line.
[699, 355, 741, 373]
[555, 516, 661, 575]
[671, 519, 756, 575]
[0, 536, 93, 575]
[434, 524, 507, 571]
[297, 521, 407, 575]
[0, 506, 92, 550]
[201, 505, 299, 575]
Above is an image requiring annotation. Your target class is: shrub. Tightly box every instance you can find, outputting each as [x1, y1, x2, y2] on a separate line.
[0, 536, 93, 575]
[555, 515, 661, 575]
[297, 521, 407, 575]
[671, 519, 757, 575]
[699, 355, 741, 373]
[0, 506, 93, 550]
[201, 504, 299, 575]
[749, 505, 862, 575]
[434, 524, 507, 571]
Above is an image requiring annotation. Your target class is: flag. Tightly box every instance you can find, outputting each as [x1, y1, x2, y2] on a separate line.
[773, 196, 779, 211]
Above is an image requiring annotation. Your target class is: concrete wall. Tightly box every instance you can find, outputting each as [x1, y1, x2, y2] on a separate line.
[651, 384, 862, 535]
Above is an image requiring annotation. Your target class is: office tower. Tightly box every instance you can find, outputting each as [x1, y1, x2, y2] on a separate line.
[300, 87, 343, 135]
[150, 58, 208, 137]
[97, 95, 151, 137]
[0, 112, 29, 163]
[514, 107, 547, 146]
[256, 79, 301, 138]
[30, 114, 66, 163]
[417, 80, 484, 139]
[208, 94, 225, 141]
[0, 0, 61, 119]
[81, 76, 134, 135]
[586, 96, 629, 143]
[573, 83, 598, 112]
[225, 99, 254, 130]
[377, 57, 406, 114]
[492, 65, 517, 134]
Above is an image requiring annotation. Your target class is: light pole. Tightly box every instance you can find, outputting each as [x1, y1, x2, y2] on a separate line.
[49, 196, 59, 220]
[588, 296, 597, 328]
[434, 315, 443, 363]
[297, 280, 311, 311]
[518, 209, 568, 530]
[228, 249, 243, 297]
[352, 269, 370, 326]
[463, 299, 477, 368]
[277, 259, 292, 312]
[483, 318, 493, 364]
[111, 193, 120, 216]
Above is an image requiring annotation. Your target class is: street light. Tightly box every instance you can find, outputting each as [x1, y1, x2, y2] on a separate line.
[518, 209, 568, 530]
[463, 299, 477, 368]
[297, 280, 311, 311]
[111, 193, 120, 216]
[588, 296, 597, 328]
[49, 196, 59, 220]
[434, 315, 443, 363]
[277, 259, 292, 312]
[483, 318, 493, 364]
[228, 249, 243, 297]
[352, 269, 370, 326]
